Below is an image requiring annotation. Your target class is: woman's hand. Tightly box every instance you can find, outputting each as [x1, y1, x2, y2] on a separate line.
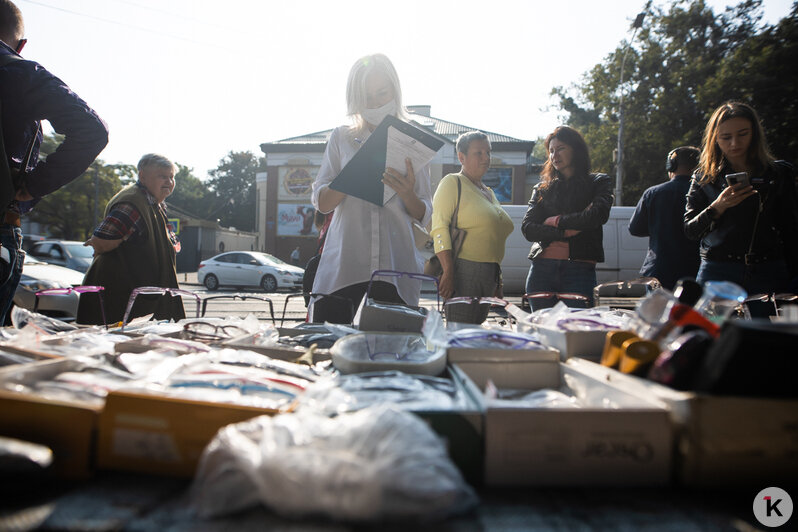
[435, 249, 456, 299]
[383, 158, 416, 198]
[383, 158, 426, 221]
[710, 183, 757, 217]
[439, 269, 455, 299]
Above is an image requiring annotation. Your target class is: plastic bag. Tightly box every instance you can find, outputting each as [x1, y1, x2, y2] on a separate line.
[190, 405, 477, 522]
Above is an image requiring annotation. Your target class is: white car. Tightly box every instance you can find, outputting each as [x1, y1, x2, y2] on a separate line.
[27, 240, 94, 273]
[197, 251, 304, 292]
[7, 255, 86, 324]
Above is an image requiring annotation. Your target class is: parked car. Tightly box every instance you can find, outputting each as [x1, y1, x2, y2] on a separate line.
[27, 240, 94, 273]
[5, 255, 85, 325]
[197, 251, 304, 292]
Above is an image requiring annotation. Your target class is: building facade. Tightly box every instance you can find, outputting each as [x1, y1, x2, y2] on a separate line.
[257, 106, 536, 264]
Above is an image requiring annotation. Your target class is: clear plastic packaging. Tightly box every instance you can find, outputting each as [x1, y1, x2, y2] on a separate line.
[190, 405, 478, 522]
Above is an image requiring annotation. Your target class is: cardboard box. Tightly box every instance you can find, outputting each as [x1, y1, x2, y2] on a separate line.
[447, 346, 560, 390]
[534, 325, 611, 361]
[96, 390, 286, 477]
[569, 358, 798, 487]
[414, 365, 485, 486]
[0, 358, 101, 479]
[454, 355, 672, 486]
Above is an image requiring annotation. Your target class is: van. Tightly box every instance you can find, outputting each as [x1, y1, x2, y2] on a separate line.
[500, 205, 648, 294]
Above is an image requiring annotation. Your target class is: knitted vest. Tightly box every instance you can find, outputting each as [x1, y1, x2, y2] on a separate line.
[78, 184, 185, 324]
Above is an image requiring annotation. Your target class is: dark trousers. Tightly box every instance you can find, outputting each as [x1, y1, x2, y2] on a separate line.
[311, 280, 403, 324]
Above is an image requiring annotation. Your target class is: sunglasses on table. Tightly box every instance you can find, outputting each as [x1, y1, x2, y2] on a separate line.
[122, 286, 201, 330]
[35, 285, 107, 328]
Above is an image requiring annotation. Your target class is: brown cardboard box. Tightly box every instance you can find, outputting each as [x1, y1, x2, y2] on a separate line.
[96, 390, 287, 477]
[569, 358, 798, 487]
[454, 355, 672, 486]
[0, 358, 101, 479]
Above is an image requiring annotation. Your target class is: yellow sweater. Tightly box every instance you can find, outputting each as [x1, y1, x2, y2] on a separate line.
[431, 173, 514, 264]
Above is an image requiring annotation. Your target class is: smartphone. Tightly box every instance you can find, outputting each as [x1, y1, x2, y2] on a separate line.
[725, 172, 750, 188]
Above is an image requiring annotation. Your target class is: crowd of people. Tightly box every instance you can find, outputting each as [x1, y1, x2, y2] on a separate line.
[2, 0, 796, 327]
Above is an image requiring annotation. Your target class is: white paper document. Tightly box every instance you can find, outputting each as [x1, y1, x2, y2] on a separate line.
[383, 126, 438, 204]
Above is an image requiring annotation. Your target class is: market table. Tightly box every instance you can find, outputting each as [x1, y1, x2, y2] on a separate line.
[0, 471, 776, 531]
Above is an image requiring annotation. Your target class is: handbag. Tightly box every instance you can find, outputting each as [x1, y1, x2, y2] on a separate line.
[424, 177, 465, 277]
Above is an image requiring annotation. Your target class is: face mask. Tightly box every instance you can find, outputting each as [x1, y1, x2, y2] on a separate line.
[360, 99, 397, 127]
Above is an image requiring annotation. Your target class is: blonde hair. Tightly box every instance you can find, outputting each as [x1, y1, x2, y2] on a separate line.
[697, 101, 775, 185]
[345, 53, 408, 133]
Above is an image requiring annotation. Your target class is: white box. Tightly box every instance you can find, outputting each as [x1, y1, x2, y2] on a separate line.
[569, 358, 798, 487]
[534, 325, 610, 361]
[455, 356, 672, 486]
[447, 347, 560, 390]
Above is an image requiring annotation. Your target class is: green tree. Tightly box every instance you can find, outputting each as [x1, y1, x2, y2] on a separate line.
[550, 0, 773, 204]
[26, 132, 135, 238]
[206, 151, 263, 231]
[700, 3, 798, 162]
[167, 163, 214, 218]
[27, 159, 135, 239]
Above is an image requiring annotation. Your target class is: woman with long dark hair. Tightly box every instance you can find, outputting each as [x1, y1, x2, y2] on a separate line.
[684, 101, 798, 310]
[521, 126, 613, 310]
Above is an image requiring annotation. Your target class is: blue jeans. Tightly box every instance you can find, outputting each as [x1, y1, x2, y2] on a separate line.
[697, 259, 790, 317]
[0, 225, 24, 325]
[525, 258, 596, 311]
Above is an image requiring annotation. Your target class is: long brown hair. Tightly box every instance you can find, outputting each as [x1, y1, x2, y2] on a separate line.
[697, 101, 775, 185]
[539, 126, 591, 189]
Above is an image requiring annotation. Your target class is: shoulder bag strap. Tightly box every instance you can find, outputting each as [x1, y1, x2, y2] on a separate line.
[452, 175, 462, 229]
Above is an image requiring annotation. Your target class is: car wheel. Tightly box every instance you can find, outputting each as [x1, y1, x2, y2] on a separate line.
[204, 274, 219, 291]
[260, 274, 277, 292]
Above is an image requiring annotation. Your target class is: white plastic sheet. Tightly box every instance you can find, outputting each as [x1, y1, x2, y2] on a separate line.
[191, 405, 477, 522]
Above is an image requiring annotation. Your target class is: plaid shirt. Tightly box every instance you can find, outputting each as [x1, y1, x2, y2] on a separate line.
[93, 182, 165, 243]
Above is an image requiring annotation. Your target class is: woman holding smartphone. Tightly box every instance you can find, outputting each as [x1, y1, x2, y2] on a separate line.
[684, 101, 798, 311]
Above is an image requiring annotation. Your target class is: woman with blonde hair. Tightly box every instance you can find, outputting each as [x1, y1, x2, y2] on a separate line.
[684, 101, 798, 311]
[309, 54, 432, 323]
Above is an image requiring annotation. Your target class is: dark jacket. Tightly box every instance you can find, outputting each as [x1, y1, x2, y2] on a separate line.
[522, 173, 614, 262]
[684, 161, 798, 276]
[0, 41, 108, 208]
[629, 175, 700, 289]
[78, 184, 185, 325]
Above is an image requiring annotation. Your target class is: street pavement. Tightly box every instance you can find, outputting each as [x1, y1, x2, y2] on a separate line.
[176, 271, 524, 327]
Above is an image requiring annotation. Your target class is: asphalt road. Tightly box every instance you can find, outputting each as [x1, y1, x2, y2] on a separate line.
[175, 272, 523, 327]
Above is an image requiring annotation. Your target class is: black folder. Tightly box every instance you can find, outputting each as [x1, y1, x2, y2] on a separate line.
[329, 115, 444, 206]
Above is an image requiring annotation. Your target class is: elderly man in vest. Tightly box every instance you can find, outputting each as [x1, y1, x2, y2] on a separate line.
[78, 154, 185, 325]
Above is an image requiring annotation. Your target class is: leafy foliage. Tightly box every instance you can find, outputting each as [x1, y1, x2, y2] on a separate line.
[205, 151, 264, 232]
[550, 0, 796, 205]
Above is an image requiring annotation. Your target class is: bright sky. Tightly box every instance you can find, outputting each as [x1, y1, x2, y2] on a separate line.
[16, 0, 794, 178]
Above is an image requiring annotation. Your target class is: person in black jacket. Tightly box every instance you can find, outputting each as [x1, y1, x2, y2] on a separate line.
[684, 101, 798, 314]
[0, 0, 108, 324]
[521, 126, 613, 310]
[629, 146, 701, 290]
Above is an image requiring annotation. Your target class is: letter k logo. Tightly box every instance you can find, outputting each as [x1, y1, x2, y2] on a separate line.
[764, 496, 783, 517]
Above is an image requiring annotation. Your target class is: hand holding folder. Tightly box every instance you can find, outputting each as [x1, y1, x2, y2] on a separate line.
[330, 115, 444, 206]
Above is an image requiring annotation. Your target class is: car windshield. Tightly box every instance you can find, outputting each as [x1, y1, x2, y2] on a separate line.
[63, 244, 94, 259]
[259, 253, 287, 266]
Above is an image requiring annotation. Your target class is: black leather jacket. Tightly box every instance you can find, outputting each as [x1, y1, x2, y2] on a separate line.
[684, 161, 798, 274]
[521, 173, 614, 262]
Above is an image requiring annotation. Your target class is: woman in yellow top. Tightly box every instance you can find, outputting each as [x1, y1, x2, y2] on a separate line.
[431, 131, 514, 323]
